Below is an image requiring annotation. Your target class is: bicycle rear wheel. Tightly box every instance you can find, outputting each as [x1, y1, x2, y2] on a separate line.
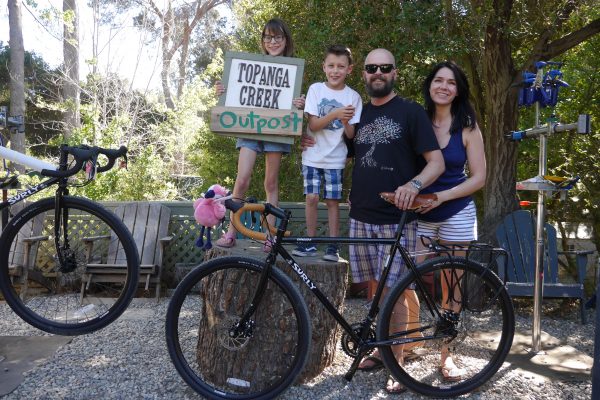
[377, 256, 514, 397]
[0, 197, 139, 335]
[166, 256, 311, 400]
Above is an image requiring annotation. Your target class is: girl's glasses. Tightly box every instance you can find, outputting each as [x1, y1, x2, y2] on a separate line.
[262, 34, 285, 43]
[365, 64, 394, 74]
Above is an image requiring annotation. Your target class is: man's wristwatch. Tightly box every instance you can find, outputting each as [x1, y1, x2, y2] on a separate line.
[410, 179, 422, 192]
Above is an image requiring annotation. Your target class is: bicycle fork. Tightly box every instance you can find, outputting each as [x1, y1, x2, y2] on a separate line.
[53, 185, 76, 273]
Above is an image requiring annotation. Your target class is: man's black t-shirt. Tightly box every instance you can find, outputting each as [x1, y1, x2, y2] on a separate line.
[349, 96, 439, 225]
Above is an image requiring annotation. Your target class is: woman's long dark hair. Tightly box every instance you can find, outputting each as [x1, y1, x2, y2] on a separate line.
[261, 18, 294, 57]
[422, 61, 476, 133]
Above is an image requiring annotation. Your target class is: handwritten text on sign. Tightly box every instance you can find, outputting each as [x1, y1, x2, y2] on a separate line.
[225, 59, 297, 109]
[210, 107, 303, 136]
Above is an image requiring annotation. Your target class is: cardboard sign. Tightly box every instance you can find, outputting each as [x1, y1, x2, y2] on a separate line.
[210, 51, 304, 143]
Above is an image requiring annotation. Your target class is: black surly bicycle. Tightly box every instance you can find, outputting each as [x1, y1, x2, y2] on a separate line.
[0, 144, 139, 335]
[166, 196, 515, 399]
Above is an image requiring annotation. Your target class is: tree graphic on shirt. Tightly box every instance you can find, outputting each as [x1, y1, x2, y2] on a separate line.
[355, 116, 403, 168]
[318, 98, 344, 130]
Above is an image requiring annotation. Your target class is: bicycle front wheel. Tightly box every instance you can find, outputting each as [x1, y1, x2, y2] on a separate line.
[166, 256, 311, 400]
[0, 197, 139, 335]
[377, 256, 514, 397]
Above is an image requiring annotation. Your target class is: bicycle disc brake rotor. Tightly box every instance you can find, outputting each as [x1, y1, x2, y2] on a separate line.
[56, 248, 80, 273]
[217, 315, 254, 350]
[341, 322, 376, 358]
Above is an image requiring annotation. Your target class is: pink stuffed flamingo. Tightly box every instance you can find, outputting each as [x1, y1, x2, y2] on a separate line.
[193, 184, 229, 250]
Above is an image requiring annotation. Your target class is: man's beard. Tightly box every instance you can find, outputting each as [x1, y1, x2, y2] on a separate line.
[366, 76, 394, 98]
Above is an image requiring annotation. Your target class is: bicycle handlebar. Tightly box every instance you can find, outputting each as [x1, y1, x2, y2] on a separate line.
[224, 199, 291, 241]
[40, 145, 127, 178]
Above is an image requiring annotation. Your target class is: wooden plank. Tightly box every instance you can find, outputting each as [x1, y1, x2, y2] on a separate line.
[152, 205, 171, 265]
[86, 265, 157, 274]
[513, 211, 534, 282]
[210, 106, 303, 137]
[132, 203, 151, 264]
[545, 223, 559, 283]
[142, 204, 161, 265]
[115, 202, 140, 264]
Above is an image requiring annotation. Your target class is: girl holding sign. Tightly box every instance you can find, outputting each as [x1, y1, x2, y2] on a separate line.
[215, 18, 305, 249]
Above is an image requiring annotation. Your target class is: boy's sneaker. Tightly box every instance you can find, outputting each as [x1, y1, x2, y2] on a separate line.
[322, 245, 340, 262]
[292, 244, 318, 257]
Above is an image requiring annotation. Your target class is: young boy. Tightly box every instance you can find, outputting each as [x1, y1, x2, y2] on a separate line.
[293, 45, 362, 261]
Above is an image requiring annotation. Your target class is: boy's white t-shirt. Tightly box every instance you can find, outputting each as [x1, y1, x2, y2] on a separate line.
[303, 82, 362, 169]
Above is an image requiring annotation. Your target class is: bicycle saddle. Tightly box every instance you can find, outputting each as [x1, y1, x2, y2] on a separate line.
[379, 192, 438, 211]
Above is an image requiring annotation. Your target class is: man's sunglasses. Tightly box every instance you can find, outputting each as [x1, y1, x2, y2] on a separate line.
[364, 64, 395, 74]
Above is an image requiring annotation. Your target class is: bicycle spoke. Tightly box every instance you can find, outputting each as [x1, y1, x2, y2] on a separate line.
[377, 257, 514, 397]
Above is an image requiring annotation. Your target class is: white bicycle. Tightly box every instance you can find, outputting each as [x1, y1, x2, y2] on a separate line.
[0, 144, 139, 335]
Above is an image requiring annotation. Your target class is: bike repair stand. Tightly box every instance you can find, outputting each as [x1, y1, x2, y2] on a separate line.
[0, 106, 25, 365]
[508, 61, 591, 353]
[0, 105, 23, 228]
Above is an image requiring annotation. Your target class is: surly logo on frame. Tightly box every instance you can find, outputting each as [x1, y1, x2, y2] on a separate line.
[7, 183, 48, 205]
[286, 259, 316, 290]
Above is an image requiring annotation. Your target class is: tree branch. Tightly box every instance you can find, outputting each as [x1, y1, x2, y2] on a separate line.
[543, 18, 600, 59]
[146, 0, 163, 20]
[524, 18, 600, 69]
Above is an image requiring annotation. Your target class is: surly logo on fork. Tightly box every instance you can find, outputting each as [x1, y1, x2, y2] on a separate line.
[286, 259, 316, 290]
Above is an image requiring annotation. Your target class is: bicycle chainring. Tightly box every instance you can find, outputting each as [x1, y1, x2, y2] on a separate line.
[340, 322, 376, 358]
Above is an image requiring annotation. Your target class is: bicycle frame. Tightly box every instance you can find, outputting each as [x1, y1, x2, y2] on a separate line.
[233, 207, 449, 380]
[0, 145, 64, 227]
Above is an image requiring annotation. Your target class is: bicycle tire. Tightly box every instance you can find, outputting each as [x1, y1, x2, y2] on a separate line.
[166, 256, 311, 400]
[377, 256, 514, 397]
[0, 197, 139, 335]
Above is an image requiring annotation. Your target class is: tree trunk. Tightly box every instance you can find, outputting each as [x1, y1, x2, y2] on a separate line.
[480, 9, 521, 243]
[176, 24, 190, 100]
[62, 0, 80, 139]
[8, 0, 25, 165]
[202, 241, 349, 383]
[161, 4, 176, 109]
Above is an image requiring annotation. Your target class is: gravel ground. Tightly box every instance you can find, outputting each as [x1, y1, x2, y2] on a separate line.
[0, 297, 595, 400]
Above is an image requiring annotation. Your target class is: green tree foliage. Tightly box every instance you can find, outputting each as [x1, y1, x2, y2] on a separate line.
[64, 72, 177, 200]
[224, 0, 599, 238]
[0, 43, 63, 155]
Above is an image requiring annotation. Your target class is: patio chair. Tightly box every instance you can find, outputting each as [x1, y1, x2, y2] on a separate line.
[6, 202, 50, 299]
[80, 202, 172, 301]
[495, 210, 593, 323]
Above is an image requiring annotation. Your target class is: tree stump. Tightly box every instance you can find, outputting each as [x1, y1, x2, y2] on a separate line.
[202, 240, 349, 383]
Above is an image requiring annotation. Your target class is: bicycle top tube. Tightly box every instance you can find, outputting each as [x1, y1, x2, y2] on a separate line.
[224, 192, 438, 244]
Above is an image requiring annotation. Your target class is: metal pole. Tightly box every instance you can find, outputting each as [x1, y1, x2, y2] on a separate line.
[593, 276, 600, 400]
[531, 97, 547, 352]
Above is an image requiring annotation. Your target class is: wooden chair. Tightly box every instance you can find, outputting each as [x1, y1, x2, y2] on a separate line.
[495, 210, 593, 323]
[6, 203, 50, 299]
[80, 202, 172, 301]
